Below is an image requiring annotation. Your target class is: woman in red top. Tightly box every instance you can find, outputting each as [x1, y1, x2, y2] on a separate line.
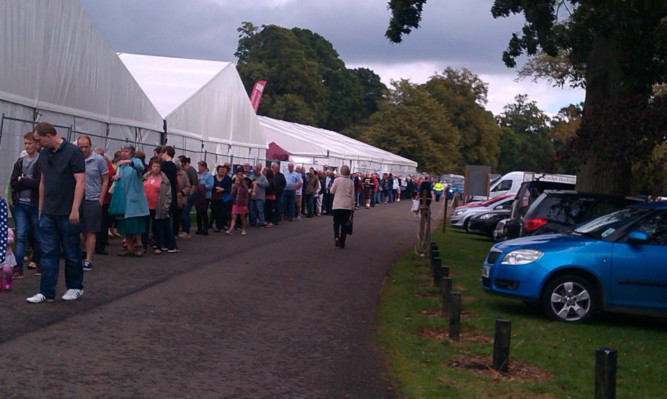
[225, 176, 249, 236]
[142, 158, 175, 254]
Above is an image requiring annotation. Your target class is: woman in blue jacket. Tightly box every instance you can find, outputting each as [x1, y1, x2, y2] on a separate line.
[111, 145, 150, 256]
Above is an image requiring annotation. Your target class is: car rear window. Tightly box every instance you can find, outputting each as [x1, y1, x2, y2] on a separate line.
[527, 195, 636, 225]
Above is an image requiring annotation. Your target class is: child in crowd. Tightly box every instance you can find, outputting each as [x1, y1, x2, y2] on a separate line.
[226, 176, 249, 236]
[0, 197, 16, 290]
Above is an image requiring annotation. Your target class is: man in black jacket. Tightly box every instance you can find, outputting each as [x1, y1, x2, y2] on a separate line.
[9, 132, 42, 278]
[271, 163, 286, 223]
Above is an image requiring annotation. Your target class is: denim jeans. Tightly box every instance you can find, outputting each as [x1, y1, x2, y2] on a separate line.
[38, 214, 83, 299]
[13, 203, 42, 271]
[250, 198, 265, 225]
[281, 190, 296, 220]
[304, 194, 314, 217]
[180, 193, 196, 234]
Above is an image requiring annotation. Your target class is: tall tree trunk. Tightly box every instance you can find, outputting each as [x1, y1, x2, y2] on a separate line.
[576, 36, 630, 196]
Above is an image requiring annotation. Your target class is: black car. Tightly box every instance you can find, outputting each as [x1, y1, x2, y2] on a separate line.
[466, 209, 510, 238]
[503, 179, 577, 239]
[520, 190, 642, 236]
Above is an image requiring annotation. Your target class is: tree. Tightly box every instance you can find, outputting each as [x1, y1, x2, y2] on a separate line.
[386, 1, 667, 195]
[497, 94, 556, 173]
[355, 80, 462, 174]
[235, 23, 382, 132]
[424, 68, 501, 169]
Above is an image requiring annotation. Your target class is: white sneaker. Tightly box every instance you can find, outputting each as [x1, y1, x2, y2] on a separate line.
[26, 293, 54, 304]
[241, 230, 247, 235]
[225, 229, 232, 235]
[61, 288, 84, 301]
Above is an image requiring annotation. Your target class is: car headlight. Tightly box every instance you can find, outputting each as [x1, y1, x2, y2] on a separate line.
[479, 213, 497, 220]
[501, 249, 543, 265]
[453, 210, 465, 216]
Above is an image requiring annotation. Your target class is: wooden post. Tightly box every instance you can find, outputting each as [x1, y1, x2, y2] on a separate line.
[439, 266, 450, 295]
[441, 277, 452, 315]
[448, 292, 461, 341]
[492, 319, 511, 372]
[595, 347, 617, 399]
[442, 196, 449, 233]
[432, 257, 442, 287]
[430, 250, 439, 281]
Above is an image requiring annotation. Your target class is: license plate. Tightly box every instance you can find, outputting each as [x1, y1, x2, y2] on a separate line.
[481, 265, 490, 278]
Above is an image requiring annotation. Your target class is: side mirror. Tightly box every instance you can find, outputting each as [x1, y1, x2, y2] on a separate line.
[627, 230, 648, 244]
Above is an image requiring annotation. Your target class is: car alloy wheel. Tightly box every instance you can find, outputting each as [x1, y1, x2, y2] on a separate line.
[542, 275, 597, 323]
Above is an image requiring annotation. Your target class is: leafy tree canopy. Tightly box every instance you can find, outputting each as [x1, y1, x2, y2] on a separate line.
[235, 22, 386, 132]
[424, 68, 501, 169]
[386, 1, 666, 195]
[355, 80, 462, 174]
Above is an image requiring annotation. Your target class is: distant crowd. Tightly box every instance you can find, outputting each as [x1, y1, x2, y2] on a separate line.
[0, 121, 441, 303]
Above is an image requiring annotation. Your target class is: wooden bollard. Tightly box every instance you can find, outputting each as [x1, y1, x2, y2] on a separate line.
[448, 291, 461, 341]
[441, 277, 452, 314]
[438, 266, 450, 295]
[432, 257, 442, 287]
[492, 319, 511, 372]
[595, 347, 617, 399]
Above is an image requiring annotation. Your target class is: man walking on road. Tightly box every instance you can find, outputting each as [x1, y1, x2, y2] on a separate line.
[27, 122, 86, 303]
[77, 135, 108, 272]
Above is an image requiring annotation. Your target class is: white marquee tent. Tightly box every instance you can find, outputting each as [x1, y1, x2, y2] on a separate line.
[259, 116, 418, 174]
[119, 53, 267, 166]
[0, 0, 164, 196]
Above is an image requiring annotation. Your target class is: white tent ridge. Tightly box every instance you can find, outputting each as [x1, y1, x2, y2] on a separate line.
[259, 116, 418, 174]
[0, 0, 165, 197]
[119, 53, 267, 163]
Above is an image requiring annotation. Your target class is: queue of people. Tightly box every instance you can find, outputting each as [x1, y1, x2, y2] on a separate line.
[1, 121, 435, 303]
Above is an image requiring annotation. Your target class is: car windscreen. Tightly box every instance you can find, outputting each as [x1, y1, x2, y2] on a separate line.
[573, 208, 646, 239]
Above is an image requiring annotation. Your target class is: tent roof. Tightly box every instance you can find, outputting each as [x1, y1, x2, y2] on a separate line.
[118, 53, 230, 117]
[120, 53, 266, 149]
[0, 0, 163, 130]
[258, 116, 418, 168]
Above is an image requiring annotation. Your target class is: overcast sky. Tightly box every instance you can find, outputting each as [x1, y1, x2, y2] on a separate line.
[79, 0, 584, 116]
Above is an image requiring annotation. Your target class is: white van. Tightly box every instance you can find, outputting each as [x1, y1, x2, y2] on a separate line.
[488, 171, 576, 199]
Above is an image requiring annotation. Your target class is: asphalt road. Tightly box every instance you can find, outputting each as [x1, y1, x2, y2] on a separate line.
[0, 200, 420, 398]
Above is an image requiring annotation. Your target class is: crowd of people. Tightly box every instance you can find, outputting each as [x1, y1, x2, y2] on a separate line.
[0, 121, 438, 303]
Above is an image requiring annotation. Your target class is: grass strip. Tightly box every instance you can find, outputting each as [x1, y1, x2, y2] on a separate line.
[376, 228, 667, 398]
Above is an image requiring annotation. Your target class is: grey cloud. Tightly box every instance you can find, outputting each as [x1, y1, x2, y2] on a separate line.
[81, 0, 527, 76]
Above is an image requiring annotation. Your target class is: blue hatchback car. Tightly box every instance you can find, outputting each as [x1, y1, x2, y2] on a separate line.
[481, 202, 667, 322]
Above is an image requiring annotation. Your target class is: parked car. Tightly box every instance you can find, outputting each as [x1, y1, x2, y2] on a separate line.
[447, 181, 464, 199]
[520, 191, 642, 236]
[467, 209, 511, 238]
[502, 178, 577, 240]
[450, 196, 514, 229]
[481, 201, 667, 323]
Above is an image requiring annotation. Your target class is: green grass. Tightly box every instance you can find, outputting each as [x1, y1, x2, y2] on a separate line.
[376, 228, 667, 399]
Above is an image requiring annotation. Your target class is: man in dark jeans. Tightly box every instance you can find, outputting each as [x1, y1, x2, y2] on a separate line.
[178, 155, 198, 238]
[93, 146, 114, 255]
[27, 122, 86, 303]
[271, 163, 286, 223]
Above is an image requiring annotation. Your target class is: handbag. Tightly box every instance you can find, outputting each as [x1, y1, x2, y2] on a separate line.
[344, 211, 354, 235]
[108, 179, 126, 216]
[411, 199, 420, 213]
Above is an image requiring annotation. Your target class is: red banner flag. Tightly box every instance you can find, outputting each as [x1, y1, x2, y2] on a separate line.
[249, 80, 266, 112]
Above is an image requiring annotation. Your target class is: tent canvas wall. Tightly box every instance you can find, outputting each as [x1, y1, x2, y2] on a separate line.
[119, 53, 267, 166]
[0, 0, 164, 197]
[258, 116, 417, 174]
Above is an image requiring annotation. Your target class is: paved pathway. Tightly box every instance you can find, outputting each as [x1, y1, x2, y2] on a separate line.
[0, 201, 420, 398]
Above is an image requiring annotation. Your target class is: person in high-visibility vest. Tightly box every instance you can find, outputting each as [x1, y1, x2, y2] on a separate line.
[433, 181, 444, 202]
